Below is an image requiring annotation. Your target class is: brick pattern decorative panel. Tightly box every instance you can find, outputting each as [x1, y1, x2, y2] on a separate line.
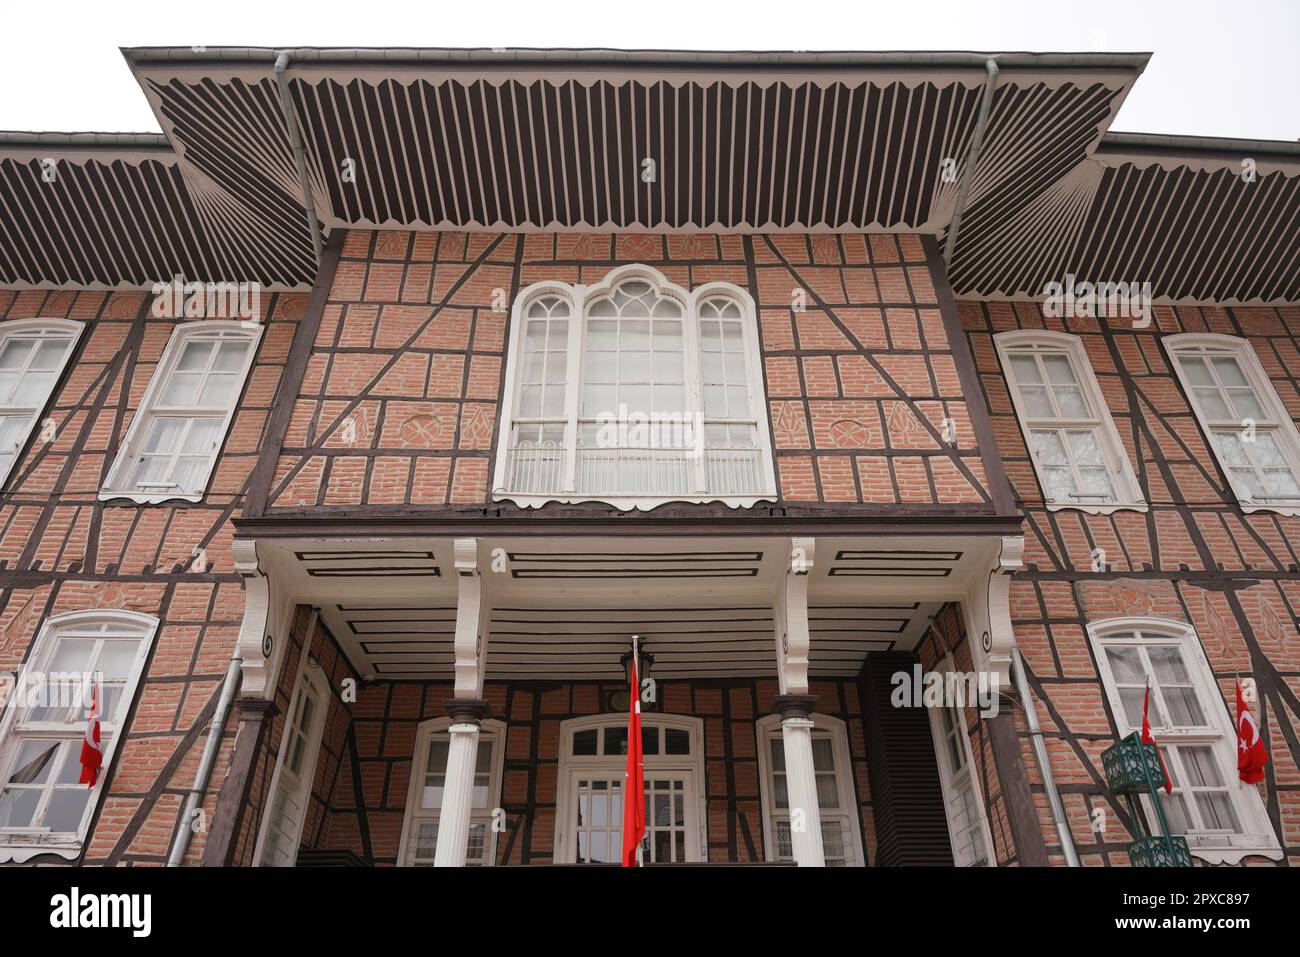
[264, 229, 995, 512]
[0, 286, 307, 865]
[961, 298, 1300, 867]
[306, 675, 874, 866]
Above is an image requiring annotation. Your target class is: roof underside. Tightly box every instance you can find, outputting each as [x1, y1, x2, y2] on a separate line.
[1, 47, 1296, 304]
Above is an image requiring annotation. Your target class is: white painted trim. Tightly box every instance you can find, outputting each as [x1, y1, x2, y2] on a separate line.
[491, 264, 778, 510]
[755, 712, 866, 866]
[1163, 333, 1300, 516]
[553, 712, 705, 863]
[397, 716, 506, 866]
[0, 318, 85, 490]
[252, 649, 329, 866]
[0, 609, 159, 863]
[995, 329, 1147, 514]
[99, 319, 263, 505]
[926, 653, 997, 867]
[1087, 616, 1282, 864]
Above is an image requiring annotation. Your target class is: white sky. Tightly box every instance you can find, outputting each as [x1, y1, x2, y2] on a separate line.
[2, 0, 1296, 141]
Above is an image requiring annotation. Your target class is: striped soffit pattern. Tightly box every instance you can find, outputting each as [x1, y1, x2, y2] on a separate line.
[1, 48, 1296, 304]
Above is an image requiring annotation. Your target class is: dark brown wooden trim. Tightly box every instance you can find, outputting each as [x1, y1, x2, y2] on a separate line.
[986, 711, 1050, 866]
[244, 229, 345, 518]
[923, 235, 1019, 518]
[234, 512, 1025, 540]
[200, 698, 277, 866]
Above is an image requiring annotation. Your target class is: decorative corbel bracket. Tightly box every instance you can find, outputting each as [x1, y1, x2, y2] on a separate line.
[774, 537, 815, 696]
[962, 534, 1024, 686]
[233, 537, 274, 699]
[452, 537, 488, 698]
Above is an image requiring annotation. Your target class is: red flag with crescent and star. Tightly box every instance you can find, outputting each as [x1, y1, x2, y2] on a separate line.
[1236, 678, 1269, 785]
[78, 679, 103, 786]
[1140, 683, 1173, 795]
[620, 639, 645, 867]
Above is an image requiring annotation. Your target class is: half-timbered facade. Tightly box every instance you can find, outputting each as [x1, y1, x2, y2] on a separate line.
[0, 47, 1296, 868]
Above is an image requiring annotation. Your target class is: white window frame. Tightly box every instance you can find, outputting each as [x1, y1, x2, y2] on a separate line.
[1164, 333, 1300, 516]
[0, 609, 158, 863]
[996, 329, 1146, 514]
[493, 264, 778, 510]
[755, 713, 866, 867]
[553, 713, 705, 864]
[100, 320, 262, 505]
[927, 654, 996, 867]
[0, 318, 84, 489]
[397, 716, 506, 867]
[253, 659, 329, 866]
[1089, 616, 1282, 864]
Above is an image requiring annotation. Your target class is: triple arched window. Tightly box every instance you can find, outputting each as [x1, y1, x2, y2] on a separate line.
[494, 265, 777, 509]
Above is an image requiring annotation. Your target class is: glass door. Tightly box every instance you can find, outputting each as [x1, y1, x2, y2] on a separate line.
[570, 772, 694, 864]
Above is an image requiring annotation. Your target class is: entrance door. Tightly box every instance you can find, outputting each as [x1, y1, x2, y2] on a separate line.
[257, 666, 326, 866]
[569, 772, 695, 864]
[556, 715, 705, 864]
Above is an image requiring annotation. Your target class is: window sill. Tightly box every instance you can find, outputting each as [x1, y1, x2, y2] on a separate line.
[0, 835, 83, 863]
[1044, 500, 1149, 515]
[1239, 502, 1300, 517]
[1184, 837, 1283, 865]
[494, 491, 778, 511]
[98, 489, 204, 506]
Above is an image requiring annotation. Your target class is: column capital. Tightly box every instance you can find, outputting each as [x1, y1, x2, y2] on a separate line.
[771, 694, 818, 721]
[442, 698, 491, 726]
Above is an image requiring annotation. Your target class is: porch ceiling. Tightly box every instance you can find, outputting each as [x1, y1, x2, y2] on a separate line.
[253, 534, 990, 681]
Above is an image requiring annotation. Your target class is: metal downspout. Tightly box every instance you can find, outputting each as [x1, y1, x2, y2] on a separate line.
[274, 50, 325, 266]
[942, 58, 1000, 267]
[166, 653, 243, 866]
[1010, 644, 1081, 866]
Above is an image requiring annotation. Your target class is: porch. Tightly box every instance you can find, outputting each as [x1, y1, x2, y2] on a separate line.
[228, 532, 1023, 867]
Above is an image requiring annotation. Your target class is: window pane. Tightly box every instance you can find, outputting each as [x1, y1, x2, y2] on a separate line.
[213, 341, 249, 372]
[572, 729, 598, 755]
[664, 728, 690, 755]
[1105, 646, 1144, 684]
[161, 370, 202, 406]
[811, 737, 835, 772]
[6, 739, 60, 785]
[96, 639, 141, 682]
[0, 786, 41, 829]
[12, 372, 54, 406]
[1042, 354, 1078, 385]
[0, 339, 34, 369]
[43, 788, 91, 832]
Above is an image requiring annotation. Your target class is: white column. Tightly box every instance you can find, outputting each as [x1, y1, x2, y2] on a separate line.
[434, 708, 484, 867]
[775, 697, 825, 867]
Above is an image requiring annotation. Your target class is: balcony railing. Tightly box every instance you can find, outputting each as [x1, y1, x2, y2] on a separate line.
[504, 441, 767, 498]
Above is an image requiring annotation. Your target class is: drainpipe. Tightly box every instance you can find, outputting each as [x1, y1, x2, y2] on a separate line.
[1010, 644, 1080, 866]
[941, 57, 1000, 267]
[166, 653, 243, 867]
[274, 50, 325, 265]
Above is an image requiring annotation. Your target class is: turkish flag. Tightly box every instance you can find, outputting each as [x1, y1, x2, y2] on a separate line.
[1140, 684, 1173, 795]
[620, 655, 645, 867]
[79, 679, 103, 787]
[1236, 679, 1269, 785]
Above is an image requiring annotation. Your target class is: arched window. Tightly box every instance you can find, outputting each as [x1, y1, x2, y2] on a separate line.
[1089, 617, 1281, 863]
[0, 610, 159, 863]
[0, 318, 84, 488]
[397, 717, 506, 867]
[101, 320, 262, 504]
[995, 329, 1145, 513]
[755, 713, 865, 866]
[494, 265, 777, 509]
[1164, 333, 1300, 514]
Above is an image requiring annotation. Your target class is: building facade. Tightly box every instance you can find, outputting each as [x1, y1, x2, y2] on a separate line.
[0, 47, 1296, 868]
